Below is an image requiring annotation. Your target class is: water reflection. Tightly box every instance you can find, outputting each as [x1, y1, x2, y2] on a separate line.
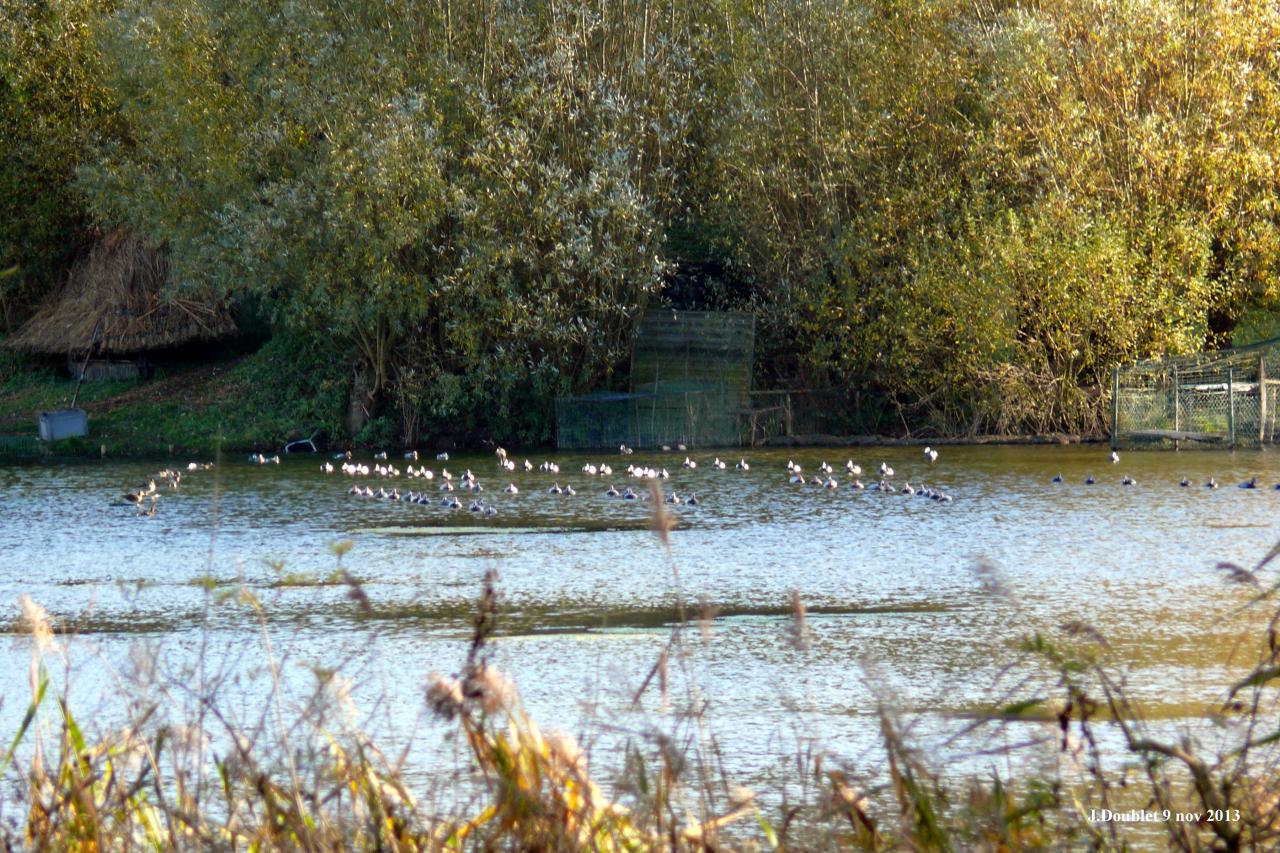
[1, 444, 1277, 786]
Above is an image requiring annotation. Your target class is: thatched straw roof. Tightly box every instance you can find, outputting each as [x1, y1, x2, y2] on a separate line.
[4, 230, 236, 356]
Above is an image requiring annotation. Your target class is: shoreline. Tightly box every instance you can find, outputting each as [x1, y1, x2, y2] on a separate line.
[0, 430, 1111, 461]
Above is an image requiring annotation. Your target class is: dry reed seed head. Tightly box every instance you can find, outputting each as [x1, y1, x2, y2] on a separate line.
[546, 730, 587, 776]
[648, 481, 674, 544]
[464, 663, 518, 717]
[827, 772, 869, 811]
[426, 672, 465, 721]
[728, 786, 756, 809]
[166, 723, 211, 761]
[698, 596, 719, 643]
[18, 594, 57, 656]
[1058, 620, 1110, 648]
[323, 673, 359, 727]
[340, 569, 372, 613]
[969, 560, 1012, 600]
[467, 569, 501, 668]
[329, 539, 355, 560]
[789, 589, 812, 651]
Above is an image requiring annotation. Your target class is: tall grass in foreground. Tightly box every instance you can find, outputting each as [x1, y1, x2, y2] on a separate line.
[3, 503, 1280, 849]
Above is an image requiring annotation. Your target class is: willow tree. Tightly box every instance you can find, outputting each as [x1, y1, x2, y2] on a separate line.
[80, 0, 707, 441]
[694, 0, 1280, 434]
[0, 0, 121, 328]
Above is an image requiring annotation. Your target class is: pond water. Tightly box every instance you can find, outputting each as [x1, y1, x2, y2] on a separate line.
[1, 444, 1277, 803]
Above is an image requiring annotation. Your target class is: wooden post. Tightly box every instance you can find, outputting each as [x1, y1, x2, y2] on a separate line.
[1111, 366, 1120, 451]
[1172, 365, 1180, 451]
[1228, 367, 1236, 449]
[1260, 357, 1268, 443]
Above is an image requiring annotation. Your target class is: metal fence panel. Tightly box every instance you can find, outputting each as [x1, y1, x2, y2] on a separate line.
[1115, 338, 1280, 448]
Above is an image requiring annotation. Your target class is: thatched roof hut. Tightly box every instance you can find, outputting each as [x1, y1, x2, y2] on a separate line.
[3, 230, 236, 357]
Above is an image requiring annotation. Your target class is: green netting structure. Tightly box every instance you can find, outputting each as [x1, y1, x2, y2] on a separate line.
[1113, 336, 1280, 449]
[555, 310, 755, 449]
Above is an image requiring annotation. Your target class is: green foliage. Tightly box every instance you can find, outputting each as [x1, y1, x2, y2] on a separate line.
[75, 0, 711, 443]
[694, 0, 1280, 435]
[0, 0, 120, 328]
[7, 0, 1280, 438]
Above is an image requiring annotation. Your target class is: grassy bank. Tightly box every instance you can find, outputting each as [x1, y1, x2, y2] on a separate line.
[0, 338, 348, 458]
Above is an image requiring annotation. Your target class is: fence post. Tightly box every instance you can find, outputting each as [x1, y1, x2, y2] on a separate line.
[1111, 366, 1119, 451]
[1260, 357, 1268, 444]
[1172, 365, 1180, 451]
[1228, 367, 1236, 449]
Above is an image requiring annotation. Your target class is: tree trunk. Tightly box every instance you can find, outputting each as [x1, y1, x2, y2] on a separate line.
[345, 363, 377, 437]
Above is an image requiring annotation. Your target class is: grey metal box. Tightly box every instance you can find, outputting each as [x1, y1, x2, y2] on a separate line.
[38, 408, 89, 441]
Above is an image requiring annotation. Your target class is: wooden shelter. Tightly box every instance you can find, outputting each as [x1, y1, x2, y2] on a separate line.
[3, 230, 236, 370]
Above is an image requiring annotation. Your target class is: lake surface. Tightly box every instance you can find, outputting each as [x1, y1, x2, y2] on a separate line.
[2, 444, 1278, 808]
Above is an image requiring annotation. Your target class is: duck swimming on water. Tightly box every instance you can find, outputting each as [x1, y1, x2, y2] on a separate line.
[1240, 477, 1258, 489]
[1051, 474, 1063, 483]
[1206, 478, 1218, 489]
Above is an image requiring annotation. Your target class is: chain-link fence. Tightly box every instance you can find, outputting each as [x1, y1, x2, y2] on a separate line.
[556, 309, 756, 449]
[554, 383, 739, 449]
[1114, 338, 1280, 448]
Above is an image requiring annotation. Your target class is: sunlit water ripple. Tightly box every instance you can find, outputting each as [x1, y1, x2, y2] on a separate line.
[1, 443, 1277, 798]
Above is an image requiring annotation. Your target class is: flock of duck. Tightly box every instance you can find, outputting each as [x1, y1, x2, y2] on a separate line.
[116, 460, 213, 515]
[1052, 451, 1280, 489]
